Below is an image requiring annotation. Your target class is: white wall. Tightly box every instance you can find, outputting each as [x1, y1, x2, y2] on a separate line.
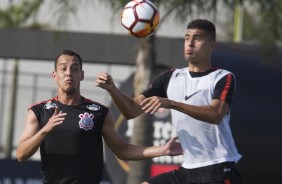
[1, 0, 229, 38]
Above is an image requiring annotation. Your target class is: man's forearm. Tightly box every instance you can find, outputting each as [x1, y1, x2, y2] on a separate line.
[16, 129, 47, 162]
[108, 86, 144, 119]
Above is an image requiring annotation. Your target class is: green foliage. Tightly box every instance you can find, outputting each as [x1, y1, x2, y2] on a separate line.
[242, 0, 282, 60]
[258, 0, 282, 41]
[101, 0, 222, 24]
[0, 0, 42, 28]
[48, 0, 81, 29]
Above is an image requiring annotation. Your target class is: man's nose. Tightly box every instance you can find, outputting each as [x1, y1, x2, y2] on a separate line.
[187, 39, 194, 47]
[66, 68, 72, 75]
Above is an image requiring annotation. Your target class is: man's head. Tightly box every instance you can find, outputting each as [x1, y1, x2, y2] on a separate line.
[187, 19, 216, 42]
[55, 50, 83, 71]
[53, 50, 84, 95]
[184, 19, 216, 64]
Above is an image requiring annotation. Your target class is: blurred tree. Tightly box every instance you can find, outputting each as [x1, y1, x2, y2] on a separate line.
[0, 0, 49, 29]
[0, 0, 49, 158]
[255, 0, 282, 60]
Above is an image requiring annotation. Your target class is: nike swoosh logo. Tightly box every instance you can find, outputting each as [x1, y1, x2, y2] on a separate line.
[184, 90, 201, 101]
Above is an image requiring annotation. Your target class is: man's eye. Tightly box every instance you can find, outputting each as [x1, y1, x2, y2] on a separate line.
[195, 36, 202, 41]
[60, 67, 66, 71]
[72, 67, 79, 71]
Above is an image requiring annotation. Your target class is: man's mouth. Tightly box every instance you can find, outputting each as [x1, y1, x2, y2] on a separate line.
[186, 50, 193, 55]
[65, 79, 73, 83]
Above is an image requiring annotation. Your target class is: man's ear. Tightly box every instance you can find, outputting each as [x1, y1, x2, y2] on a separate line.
[209, 41, 216, 52]
[52, 71, 57, 81]
[80, 70, 84, 81]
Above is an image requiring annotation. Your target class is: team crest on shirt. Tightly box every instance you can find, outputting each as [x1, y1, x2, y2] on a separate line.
[87, 104, 100, 111]
[79, 112, 94, 131]
[44, 101, 57, 109]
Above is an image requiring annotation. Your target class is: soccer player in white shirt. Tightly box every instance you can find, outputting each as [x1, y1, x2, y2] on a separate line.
[96, 19, 243, 184]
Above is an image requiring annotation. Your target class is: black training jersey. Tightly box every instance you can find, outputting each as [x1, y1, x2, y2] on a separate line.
[29, 96, 109, 184]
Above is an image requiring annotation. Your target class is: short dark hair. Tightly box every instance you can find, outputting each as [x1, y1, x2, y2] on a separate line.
[187, 19, 216, 42]
[55, 50, 83, 70]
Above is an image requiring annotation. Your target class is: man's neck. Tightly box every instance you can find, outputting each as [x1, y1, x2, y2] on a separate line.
[57, 93, 82, 105]
[188, 63, 212, 72]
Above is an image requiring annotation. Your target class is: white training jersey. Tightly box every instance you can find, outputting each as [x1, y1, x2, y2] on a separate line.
[167, 67, 242, 169]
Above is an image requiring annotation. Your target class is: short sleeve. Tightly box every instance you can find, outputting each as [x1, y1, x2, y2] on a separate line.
[142, 69, 174, 98]
[213, 73, 236, 107]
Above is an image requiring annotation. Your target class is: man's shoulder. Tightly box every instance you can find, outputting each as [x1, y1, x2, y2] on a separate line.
[211, 68, 234, 78]
[171, 67, 187, 77]
[28, 97, 57, 110]
[83, 97, 109, 111]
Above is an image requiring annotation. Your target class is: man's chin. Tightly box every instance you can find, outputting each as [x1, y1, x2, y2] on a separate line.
[184, 56, 193, 62]
[185, 58, 193, 64]
[64, 88, 76, 95]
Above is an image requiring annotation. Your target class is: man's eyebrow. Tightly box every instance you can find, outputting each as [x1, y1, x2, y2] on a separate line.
[71, 63, 80, 67]
[185, 33, 204, 37]
[58, 62, 79, 66]
[58, 62, 66, 66]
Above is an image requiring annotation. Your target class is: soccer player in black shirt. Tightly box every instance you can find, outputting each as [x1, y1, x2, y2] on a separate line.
[16, 50, 183, 184]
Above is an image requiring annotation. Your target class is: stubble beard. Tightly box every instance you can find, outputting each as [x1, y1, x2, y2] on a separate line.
[59, 83, 77, 96]
[65, 87, 76, 95]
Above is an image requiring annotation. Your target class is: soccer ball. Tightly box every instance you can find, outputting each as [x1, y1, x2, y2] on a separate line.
[121, 0, 160, 38]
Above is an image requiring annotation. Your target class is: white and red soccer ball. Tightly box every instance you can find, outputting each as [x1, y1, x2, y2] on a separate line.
[121, 0, 160, 38]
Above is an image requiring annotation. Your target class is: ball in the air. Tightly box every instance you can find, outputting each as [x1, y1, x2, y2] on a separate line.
[121, 0, 160, 38]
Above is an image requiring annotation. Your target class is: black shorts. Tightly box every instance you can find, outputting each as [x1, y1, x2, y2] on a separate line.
[146, 162, 243, 184]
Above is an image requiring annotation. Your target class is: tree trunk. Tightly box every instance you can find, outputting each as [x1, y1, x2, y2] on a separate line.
[233, 0, 243, 42]
[126, 36, 156, 184]
[4, 59, 19, 158]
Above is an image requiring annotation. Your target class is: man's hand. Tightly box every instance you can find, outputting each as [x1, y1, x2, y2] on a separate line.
[140, 96, 171, 114]
[44, 106, 66, 133]
[95, 72, 115, 91]
[163, 137, 183, 156]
